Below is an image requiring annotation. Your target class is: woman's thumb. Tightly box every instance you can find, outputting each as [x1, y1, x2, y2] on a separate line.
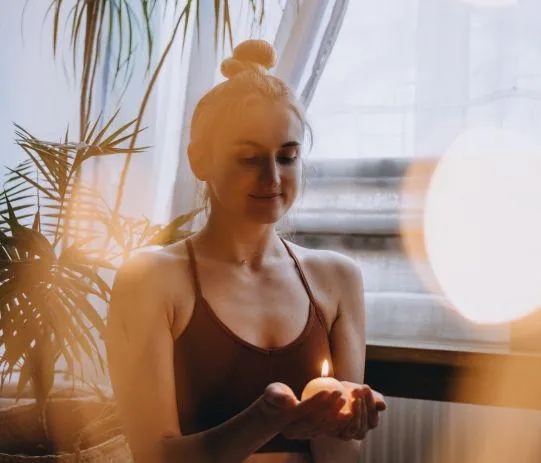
[263, 382, 298, 410]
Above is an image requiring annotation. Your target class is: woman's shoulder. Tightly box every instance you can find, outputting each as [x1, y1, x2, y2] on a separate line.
[282, 238, 362, 280]
[115, 241, 189, 283]
[282, 239, 364, 320]
[112, 240, 195, 310]
[109, 240, 196, 336]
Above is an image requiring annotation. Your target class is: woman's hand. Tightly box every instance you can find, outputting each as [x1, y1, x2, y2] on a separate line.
[258, 383, 352, 440]
[327, 382, 387, 441]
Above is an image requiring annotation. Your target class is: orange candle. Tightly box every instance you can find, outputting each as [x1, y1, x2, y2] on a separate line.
[301, 360, 349, 412]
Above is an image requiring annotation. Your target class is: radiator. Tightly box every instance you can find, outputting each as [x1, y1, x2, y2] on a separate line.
[361, 397, 541, 463]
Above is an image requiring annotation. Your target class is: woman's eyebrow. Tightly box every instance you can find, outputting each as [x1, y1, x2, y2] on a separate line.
[234, 140, 301, 148]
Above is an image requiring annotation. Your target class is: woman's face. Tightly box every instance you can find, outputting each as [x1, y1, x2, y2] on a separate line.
[205, 99, 304, 225]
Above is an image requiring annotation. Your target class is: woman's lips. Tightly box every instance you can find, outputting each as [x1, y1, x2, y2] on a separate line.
[250, 193, 281, 200]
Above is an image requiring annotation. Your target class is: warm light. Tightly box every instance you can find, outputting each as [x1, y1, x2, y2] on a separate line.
[321, 360, 329, 377]
[302, 359, 347, 410]
[423, 128, 541, 324]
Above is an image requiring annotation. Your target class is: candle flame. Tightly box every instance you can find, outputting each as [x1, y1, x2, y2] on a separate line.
[321, 359, 329, 377]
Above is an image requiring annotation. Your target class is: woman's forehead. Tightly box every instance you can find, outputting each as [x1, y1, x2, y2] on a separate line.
[218, 101, 303, 149]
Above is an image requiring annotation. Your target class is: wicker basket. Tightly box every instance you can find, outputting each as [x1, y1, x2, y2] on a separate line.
[0, 397, 132, 462]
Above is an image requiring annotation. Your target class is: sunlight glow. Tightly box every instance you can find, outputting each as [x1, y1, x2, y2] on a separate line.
[424, 128, 541, 324]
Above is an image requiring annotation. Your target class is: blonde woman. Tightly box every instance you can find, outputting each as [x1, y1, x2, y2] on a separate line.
[106, 39, 386, 463]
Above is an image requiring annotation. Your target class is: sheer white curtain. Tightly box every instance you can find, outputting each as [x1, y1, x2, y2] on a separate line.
[307, 0, 541, 160]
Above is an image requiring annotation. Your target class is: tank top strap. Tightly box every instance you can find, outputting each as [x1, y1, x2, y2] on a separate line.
[280, 237, 329, 331]
[185, 237, 203, 298]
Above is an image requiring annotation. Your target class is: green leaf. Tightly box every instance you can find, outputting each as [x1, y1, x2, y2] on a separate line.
[88, 108, 121, 146]
[16, 358, 32, 399]
[60, 271, 105, 299]
[59, 245, 115, 270]
[0, 219, 55, 261]
[4, 167, 57, 200]
[58, 282, 106, 338]
[52, 287, 101, 368]
[32, 210, 40, 232]
[145, 209, 200, 246]
[59, 261, 111, 300]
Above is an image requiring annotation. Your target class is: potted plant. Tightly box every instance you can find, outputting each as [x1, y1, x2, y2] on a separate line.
[0, 116, 198, 460]
[0, 1, 265, 460]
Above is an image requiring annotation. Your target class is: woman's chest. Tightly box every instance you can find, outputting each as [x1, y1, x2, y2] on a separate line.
[173, 260, 337, 348]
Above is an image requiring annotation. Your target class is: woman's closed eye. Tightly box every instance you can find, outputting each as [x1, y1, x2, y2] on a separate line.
[237, 147, 299, 166]
[277, 153, 298, 165]
[239, 155, 262, 166]
[277, 147, 300, 165]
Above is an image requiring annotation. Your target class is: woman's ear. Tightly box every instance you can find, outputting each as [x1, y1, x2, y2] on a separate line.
[187, 141, 210, 181]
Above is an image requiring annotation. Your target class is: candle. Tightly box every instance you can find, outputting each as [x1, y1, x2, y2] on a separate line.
[301, 360, 349, 412]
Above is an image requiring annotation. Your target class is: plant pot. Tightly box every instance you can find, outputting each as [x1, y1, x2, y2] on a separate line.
[0, 396, 132, 462]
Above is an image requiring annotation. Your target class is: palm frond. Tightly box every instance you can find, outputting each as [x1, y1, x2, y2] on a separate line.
[144, 209, 200, 247]
[7, 119, 146, 247]
[0, 215, 111, 403]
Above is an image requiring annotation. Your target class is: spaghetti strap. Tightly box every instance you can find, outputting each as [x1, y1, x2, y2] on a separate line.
[185, 238, 202, 297]
[280, 237, 329, 332]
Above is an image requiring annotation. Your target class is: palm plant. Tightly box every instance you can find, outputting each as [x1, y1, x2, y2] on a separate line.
[0, 0, 266, 457]
[0, 115, 198, 444]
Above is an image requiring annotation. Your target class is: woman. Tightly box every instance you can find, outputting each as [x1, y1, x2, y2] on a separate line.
[105, 39, 386, 463]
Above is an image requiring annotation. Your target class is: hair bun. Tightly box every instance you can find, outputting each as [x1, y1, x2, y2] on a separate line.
[220, 39, 277, 79]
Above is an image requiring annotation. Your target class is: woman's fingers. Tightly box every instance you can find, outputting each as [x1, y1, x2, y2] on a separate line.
[260, 382, 299, 422]
[349, 385, 384, 430]
[372, 389, 387, 411]
[364, 386, 379, 429]
[326, 407, 354, 438]
[315, 383, 387, 441]
[264, 384, 298, 408]
[281, 391, 334, 439]
[309, 394, 347, 436]
[279, 383, 387, 441]
[345, 383, 387, 412]
[327, 398, 351, 435]
[338, 396, 362, 441]
[336, 394, 374, 441]
[291, 390, 332, 420]
[358, 396, 368, 440]
[297, 392, 346, 438]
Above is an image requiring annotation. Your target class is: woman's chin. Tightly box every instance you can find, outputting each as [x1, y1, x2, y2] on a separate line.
[245, 208, 287, 225]
[250, 213, 284, 225]
[245, 200, 290, 224]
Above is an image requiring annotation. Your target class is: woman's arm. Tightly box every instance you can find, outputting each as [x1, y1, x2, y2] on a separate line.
[309, 254, 368, 463]
[105, 252, 282, 463]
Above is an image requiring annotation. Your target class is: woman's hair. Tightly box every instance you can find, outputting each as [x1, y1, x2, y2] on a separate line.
[188, 39, 311, 233]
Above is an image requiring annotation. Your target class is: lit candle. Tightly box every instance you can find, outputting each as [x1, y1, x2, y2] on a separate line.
[301, 359, 349, 412]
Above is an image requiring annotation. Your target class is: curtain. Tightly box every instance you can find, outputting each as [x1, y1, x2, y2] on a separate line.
[306, 0, 541, 160]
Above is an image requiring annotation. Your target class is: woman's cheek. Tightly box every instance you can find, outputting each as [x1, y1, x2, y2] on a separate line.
[213, 172, 252, 203]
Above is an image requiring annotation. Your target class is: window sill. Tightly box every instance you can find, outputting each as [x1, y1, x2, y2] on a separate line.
[366, 343, 541, 410]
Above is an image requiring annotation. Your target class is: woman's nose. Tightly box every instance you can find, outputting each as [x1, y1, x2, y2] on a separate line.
[260, 158, 280, 185]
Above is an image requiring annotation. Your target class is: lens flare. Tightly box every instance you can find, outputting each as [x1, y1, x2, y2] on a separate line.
[422, 128, 541, 324]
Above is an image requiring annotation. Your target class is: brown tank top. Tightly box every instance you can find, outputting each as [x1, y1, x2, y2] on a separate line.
[173, 237, 334, 455]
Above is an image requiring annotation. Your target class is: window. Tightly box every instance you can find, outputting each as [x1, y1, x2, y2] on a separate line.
[306, 0, 541, 160]
[294, 0, 541, 350]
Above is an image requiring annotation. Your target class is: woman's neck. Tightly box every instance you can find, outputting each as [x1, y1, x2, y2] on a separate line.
[194, 214, 284, 268]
